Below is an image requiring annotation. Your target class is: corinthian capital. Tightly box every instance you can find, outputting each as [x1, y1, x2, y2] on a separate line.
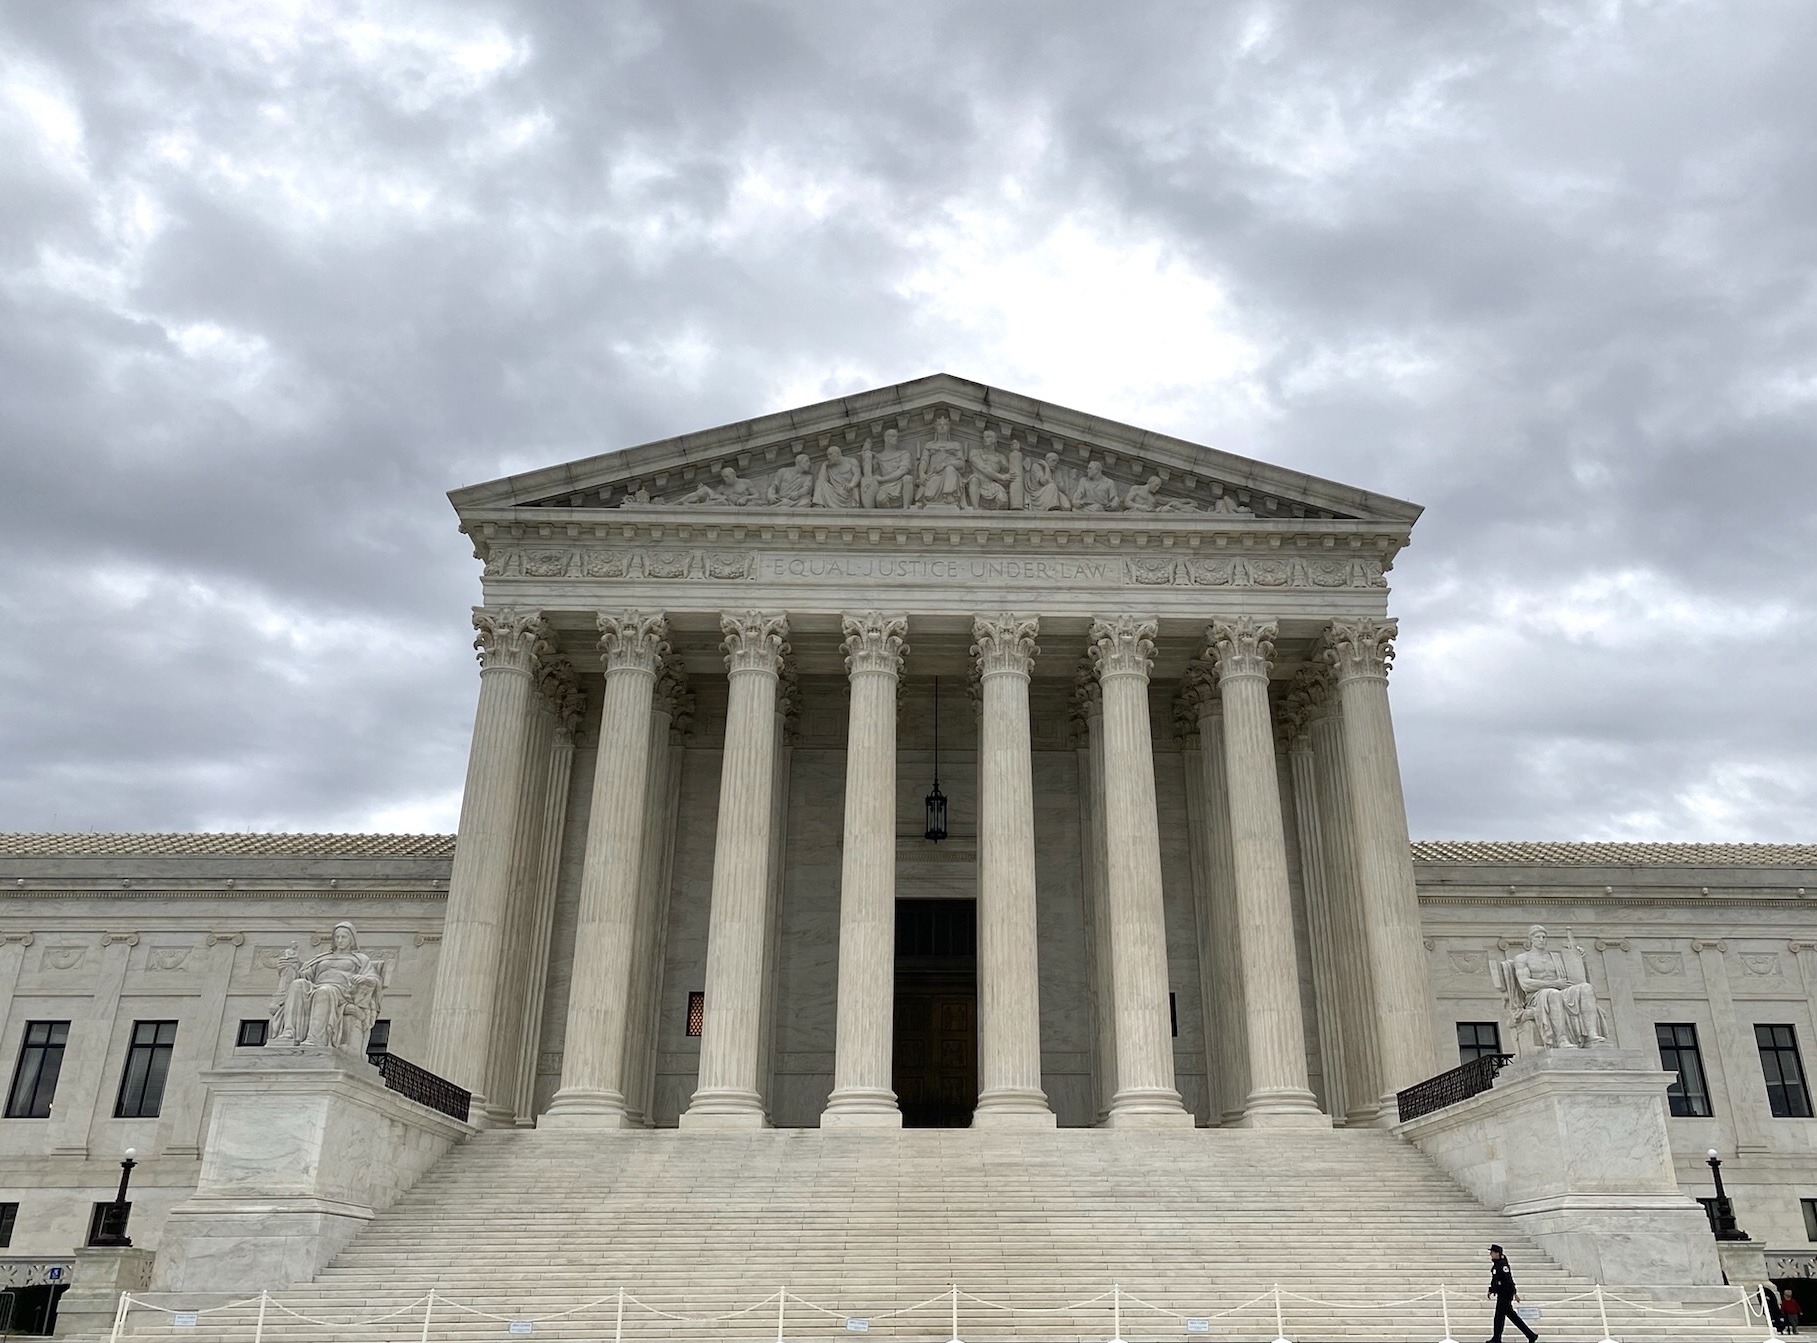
[842, 612, 909, 677]
[1176, 662, 1220, 732]
[1088, 614, 1158, 680]
[1277, 668, 1327, 752]
[1320, 618, 1397, 684]
[722, 610, 790, 675]
[1071, 656, 1102, 721]
[598, 610, 669, 675]
[655, 660, 691, 719]
[1207, 616, 1277, 683]
[473, 607, 549, 673]
[971, 613, 1039, 678]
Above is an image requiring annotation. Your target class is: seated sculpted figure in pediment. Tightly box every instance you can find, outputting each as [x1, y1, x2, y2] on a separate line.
[268, 921, 388, 1052]
[1491, 924, 1608, 1051]
[916, 412, 968, 508]
[860, 430, 914, 509]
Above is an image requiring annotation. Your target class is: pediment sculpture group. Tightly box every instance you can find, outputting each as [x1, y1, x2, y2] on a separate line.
[1491, 925, 1609, 1051]
[630, 412, 1253, 516]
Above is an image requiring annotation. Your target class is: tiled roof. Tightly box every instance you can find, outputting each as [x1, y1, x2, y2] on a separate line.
[0, 834, 457, 858]
[1411, 840, 1817, 867]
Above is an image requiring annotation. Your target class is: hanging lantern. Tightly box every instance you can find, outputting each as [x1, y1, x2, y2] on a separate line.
[924, 676, 948, 843]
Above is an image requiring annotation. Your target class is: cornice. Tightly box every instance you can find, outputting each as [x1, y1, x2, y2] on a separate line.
[0, 888, 448, 902]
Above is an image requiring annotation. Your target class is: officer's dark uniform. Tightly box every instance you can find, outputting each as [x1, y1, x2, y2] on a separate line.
[1487, 1245, 1537, 1343]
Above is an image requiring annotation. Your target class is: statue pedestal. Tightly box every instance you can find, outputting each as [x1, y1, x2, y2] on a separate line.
[1398, 1048, 1721, 1285]
[150, 1047, 473, 1297]
[56, 1246, 155, 1337]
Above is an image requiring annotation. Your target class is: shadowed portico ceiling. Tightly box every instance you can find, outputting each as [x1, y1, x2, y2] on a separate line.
[450, 374, 1423, 527]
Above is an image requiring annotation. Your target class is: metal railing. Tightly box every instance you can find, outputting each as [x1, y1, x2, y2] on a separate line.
[367, 1050, 472, 1123]
[1396, 1052, 1513, 1122]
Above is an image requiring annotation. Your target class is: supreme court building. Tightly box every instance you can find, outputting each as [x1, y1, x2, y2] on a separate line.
[7, 375, 1817, 1291]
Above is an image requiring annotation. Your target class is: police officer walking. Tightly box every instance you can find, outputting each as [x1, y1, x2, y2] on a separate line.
[1485, 1244, 1538, 1343]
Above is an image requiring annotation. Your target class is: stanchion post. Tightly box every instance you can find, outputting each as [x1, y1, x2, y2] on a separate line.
[614, 1285, 624, 1343]
[1439, 1284, 1457, 1343]
[948, 1283, 960, 1343]
[1109, 1283, 1124, 1343]
[108, 1290, 129, 1343]
[1595, 1282, 1616, 1343]
[420, 1289, 435, 1343]
[254, 1290, 268, 1343]
[1271, 1282, 1290, 1343]
[775, 1287, 786, 1343]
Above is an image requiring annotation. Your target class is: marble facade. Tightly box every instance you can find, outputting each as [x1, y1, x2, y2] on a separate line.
[5, 378, 1817, 1287]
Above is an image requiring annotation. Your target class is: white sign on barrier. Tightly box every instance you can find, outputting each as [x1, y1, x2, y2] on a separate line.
[172, 1313, 198, 1328]
[845, 1318, 870, 1332]
[1186, 1321, 1210, 1334]
[508, 1321, 533, 1335]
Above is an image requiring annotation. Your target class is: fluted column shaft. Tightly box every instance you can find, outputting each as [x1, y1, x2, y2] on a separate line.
[428, 607, 547, 1103]
[481, 685, 557, 1122]
[683, 611, 790, 1128]
[1282, 686, 1347, 1121]
[1076, 670, 1118, 1125]
[1309, 702, 1382, 1124]
[1324, 619, 1436, 1106]
[513, 705, 579, 1122]
[545, 611, 668, 1128]
[970, 614, 1055, 1126]
[824, 614, 908, 1126]
[622, 664, 686, 1126]
[1190, 691, 1249, 1126]
[1091, 615, 1191, 1128]
[1209, 618, 1325, 1127]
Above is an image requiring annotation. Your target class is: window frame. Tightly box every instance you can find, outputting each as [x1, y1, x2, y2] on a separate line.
[1456, 1021, 1503, 1064]
[235, 1019, 268, 1048]
[113, 1020, 179, 1120]
[0, 1200, 16, 1248]
[1802, 1197, 1817, 1243]
[5, 1020, 71, 1120]
[1756, 1023, 1814, 1119]
[365, 1019, 391, 1056]
[1655, 1022, 1714, 1118]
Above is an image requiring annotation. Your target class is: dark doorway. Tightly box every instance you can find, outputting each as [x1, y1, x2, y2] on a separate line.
[893, 899, 978, 1127]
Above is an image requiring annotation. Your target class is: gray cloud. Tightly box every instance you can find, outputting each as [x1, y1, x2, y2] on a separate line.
[1, 0, 1812, 839]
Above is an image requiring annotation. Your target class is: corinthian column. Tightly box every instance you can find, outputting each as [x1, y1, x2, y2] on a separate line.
[1090, 614, 1191, 1127]
[970, 614, 1055, 1126]
[823, 613, 909, 1127]
[428, 607, 548, 1103]
[1208, 617, 1324, 1127]
[682, 611, 790, 1129]
[544, 611, 667, 1128]
[1322, 618, 1436, 1106]
[1074, 663, 1117, 1125]
[1280, 674, 1347, 1120]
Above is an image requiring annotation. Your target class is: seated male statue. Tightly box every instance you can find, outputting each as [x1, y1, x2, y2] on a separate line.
[1508, 924, 1608, 1049]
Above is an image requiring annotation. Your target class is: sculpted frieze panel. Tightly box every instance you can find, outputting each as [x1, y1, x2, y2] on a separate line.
[483, 546, 1387, 591]
[535, 407, 1350, 519]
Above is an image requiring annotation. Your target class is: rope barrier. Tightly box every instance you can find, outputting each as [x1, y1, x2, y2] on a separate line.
[112, 1276, 1782, 1338]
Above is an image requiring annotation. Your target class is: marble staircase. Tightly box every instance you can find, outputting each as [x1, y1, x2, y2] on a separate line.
[133, 1127, 1760, 1342]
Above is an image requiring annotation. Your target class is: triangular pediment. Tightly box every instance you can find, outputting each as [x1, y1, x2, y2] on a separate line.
[449, 374, 1421, 526]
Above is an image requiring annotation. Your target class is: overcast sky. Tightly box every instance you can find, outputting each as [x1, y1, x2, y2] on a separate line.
[2, 1, 1812, 841]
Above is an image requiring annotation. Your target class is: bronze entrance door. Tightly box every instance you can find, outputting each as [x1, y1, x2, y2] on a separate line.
[892, 899, 977, 1128]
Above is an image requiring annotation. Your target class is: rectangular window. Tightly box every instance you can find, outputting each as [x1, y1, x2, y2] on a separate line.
[87, 1200, 129, 1247]
[113, 1020, 178, 1119]
[1802, 1197, 1817, 1243]
[1169, 992, 1178, 1039]
[366, 1019, 391, 1056]
[1757, 1024, 1814, 1118]
[1656, 1023, 1714, 1118]
[1456, 1021, 1502, 1064]
[235, 1019, 268, 1048]
[0, 1201, 16, 1247]
[686, 991, 705, 1038]
[6, 1021, 70, 1119]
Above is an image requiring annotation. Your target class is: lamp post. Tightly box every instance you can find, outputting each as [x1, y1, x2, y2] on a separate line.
[924, 677, 947, 843]
[1705, 1148, 1750, 1241]
[90, 1148, 137, 1247]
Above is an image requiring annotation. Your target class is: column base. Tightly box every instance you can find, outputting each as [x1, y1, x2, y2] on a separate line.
[973, 1087, 1057, 1127]
[821, 1088, 902, 1128]
[1107, 1086, 1193, 1128]
[1236, 1086, 1332, 1129]
[541, 1087, 635, 1129]
[679, 1087, 769, 1129]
